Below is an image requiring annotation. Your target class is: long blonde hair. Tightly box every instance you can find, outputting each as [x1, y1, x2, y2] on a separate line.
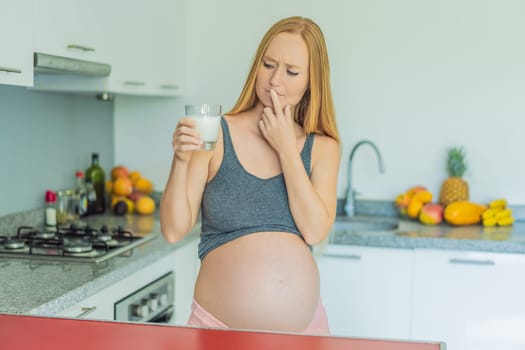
[228, 16, 340, 143]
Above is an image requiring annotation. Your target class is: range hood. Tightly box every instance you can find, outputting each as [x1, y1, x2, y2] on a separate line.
[34, 52, 111, 77]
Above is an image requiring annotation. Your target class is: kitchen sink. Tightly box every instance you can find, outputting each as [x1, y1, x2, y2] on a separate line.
[332, 218, 399, 233]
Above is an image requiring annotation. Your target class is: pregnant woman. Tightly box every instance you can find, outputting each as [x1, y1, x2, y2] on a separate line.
[160, 16, 340, 334]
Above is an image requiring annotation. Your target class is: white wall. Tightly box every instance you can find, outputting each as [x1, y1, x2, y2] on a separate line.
[0, 86, 114, 216]
[115, 0, 525, 205]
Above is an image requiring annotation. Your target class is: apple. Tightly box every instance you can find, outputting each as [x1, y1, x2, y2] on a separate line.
[111, 165, 129, 181]
[127, 191, 144, 203]
[419, 203, 444, 225]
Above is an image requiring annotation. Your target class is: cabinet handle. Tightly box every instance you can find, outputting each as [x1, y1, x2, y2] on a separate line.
[75, 306, 97, 318]
[0, 66, 22, 74]
[160, 84, 179, 90]
[323, 253, 362, 260]
[124, 81, 146, 86]
[67, 44, 95, 52]
[449, 258, 495, 266]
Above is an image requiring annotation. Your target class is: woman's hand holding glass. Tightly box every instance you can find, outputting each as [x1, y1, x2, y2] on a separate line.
[172, 117, 203, 162]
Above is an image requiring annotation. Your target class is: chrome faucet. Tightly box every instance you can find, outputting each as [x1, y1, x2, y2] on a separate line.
[343, 140, 385, 217]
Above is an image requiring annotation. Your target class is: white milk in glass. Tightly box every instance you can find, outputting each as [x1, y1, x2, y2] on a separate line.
[192, 115, 221, 150]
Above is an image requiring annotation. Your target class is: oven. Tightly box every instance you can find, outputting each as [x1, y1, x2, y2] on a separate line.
[114, 272, 175, 324]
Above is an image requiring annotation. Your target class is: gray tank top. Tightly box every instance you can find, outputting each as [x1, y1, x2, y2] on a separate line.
[198, 116, 315, 260]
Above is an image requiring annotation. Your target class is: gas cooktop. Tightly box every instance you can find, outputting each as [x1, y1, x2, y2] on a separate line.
[0, 222, 157, 263]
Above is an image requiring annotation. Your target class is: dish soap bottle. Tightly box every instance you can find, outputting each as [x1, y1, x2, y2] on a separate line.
[85, 153, 106, 214]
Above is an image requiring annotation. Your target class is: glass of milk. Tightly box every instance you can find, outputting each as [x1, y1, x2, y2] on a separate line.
[185, 104, 222, 150]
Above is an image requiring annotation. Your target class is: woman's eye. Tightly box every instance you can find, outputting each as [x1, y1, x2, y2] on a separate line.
[287, 70, 299, 76]
[263, 62, 274, 69]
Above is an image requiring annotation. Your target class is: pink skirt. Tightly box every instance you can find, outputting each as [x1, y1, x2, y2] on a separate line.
[187, 298, 331, 335]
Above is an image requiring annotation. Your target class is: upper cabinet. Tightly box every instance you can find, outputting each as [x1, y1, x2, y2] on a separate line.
[31, 0, 184, 96]
[33, 0, 108, 63]
[0, 0, 33, 87]
[97, 0, 184, 96]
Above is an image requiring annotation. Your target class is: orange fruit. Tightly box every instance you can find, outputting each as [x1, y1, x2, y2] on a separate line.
[134, 177, 153, 194]
[135, 196, 156, 215]
[111, 165, 129, 181]
[129, 171, 142, 185]
[113, 176, 133, 196]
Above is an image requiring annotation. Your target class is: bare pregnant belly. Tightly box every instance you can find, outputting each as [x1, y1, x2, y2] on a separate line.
[194, 232, 320, 332]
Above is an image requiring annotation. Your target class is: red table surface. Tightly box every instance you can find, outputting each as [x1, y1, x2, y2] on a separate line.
[0, 313, 444, 350]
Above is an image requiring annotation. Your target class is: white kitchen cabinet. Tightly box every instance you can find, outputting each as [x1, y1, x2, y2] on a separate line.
[33, 0, 108, 63]
[32, 0, 184, 97]
[96, 0, 184, 96]
[317, 245, 413, 339]
[0, 0, 33, 87]
[172, 238, 200, 325]
[56, 287, 114, 320]
[411, 249, 525, 350]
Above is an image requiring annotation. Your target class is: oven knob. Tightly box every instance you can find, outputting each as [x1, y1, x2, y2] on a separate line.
[159, 293, 168, 306]
[147, 296, 159, 311]
[132, 301, 150, 318]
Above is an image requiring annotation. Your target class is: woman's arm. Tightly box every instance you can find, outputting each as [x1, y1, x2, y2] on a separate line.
[259, 90, 340, 244]
[279, 136, 340, 244]
[160, 118, 212, 243]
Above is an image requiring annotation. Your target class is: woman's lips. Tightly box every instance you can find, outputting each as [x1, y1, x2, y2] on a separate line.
[266, 89, 284, 96]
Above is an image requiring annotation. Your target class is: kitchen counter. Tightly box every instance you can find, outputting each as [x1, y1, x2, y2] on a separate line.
[0, 314, 445, 350]
[0, 212, 200, 315]
[3, 211, 525, 316]
[332, 215, 525, 254]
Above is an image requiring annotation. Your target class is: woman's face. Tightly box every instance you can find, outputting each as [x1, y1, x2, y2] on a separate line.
[255, 32, 310, 111]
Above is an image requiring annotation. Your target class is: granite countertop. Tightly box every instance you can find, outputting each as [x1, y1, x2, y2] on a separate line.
[3, 209, 525, 316]
[0, 212, 200, 315]
[332, 215, 525, 254]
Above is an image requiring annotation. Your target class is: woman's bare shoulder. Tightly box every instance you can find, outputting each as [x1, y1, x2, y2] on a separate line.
[311, 133, 340, 167]
[312, 134, 340, 154]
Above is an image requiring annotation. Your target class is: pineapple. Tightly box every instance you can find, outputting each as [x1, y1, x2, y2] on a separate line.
[439, 147, 469, 207]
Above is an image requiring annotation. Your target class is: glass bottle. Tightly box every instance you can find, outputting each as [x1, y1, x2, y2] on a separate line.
[45, 190, 57, 228]
[85, 179, 98, 215]
[85, 153, 106, 214]
[75, 171, 88, 217]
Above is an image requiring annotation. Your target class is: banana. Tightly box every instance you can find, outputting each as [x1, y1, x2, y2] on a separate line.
[482, 217, 498, 227]
[482, 208, 500, 220]
[489, 199, 507, 209]
[498, 217, 514, 226]
[495, 208, 512, 220]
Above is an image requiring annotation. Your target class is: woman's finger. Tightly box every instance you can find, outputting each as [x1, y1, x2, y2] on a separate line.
[283, 104, 293, 123]
[270, 89, 284, 117]
[262, 106, 277, 126]
[258, 119, 268, 139]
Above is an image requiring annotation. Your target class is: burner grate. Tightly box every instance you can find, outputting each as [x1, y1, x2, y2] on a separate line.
[0, 223, 157, 263]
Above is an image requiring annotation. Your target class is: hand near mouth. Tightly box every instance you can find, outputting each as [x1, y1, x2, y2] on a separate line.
[258, 89, 298, 155]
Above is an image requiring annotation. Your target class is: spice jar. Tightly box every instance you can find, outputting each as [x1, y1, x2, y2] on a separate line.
[56, 189, 79, 225]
